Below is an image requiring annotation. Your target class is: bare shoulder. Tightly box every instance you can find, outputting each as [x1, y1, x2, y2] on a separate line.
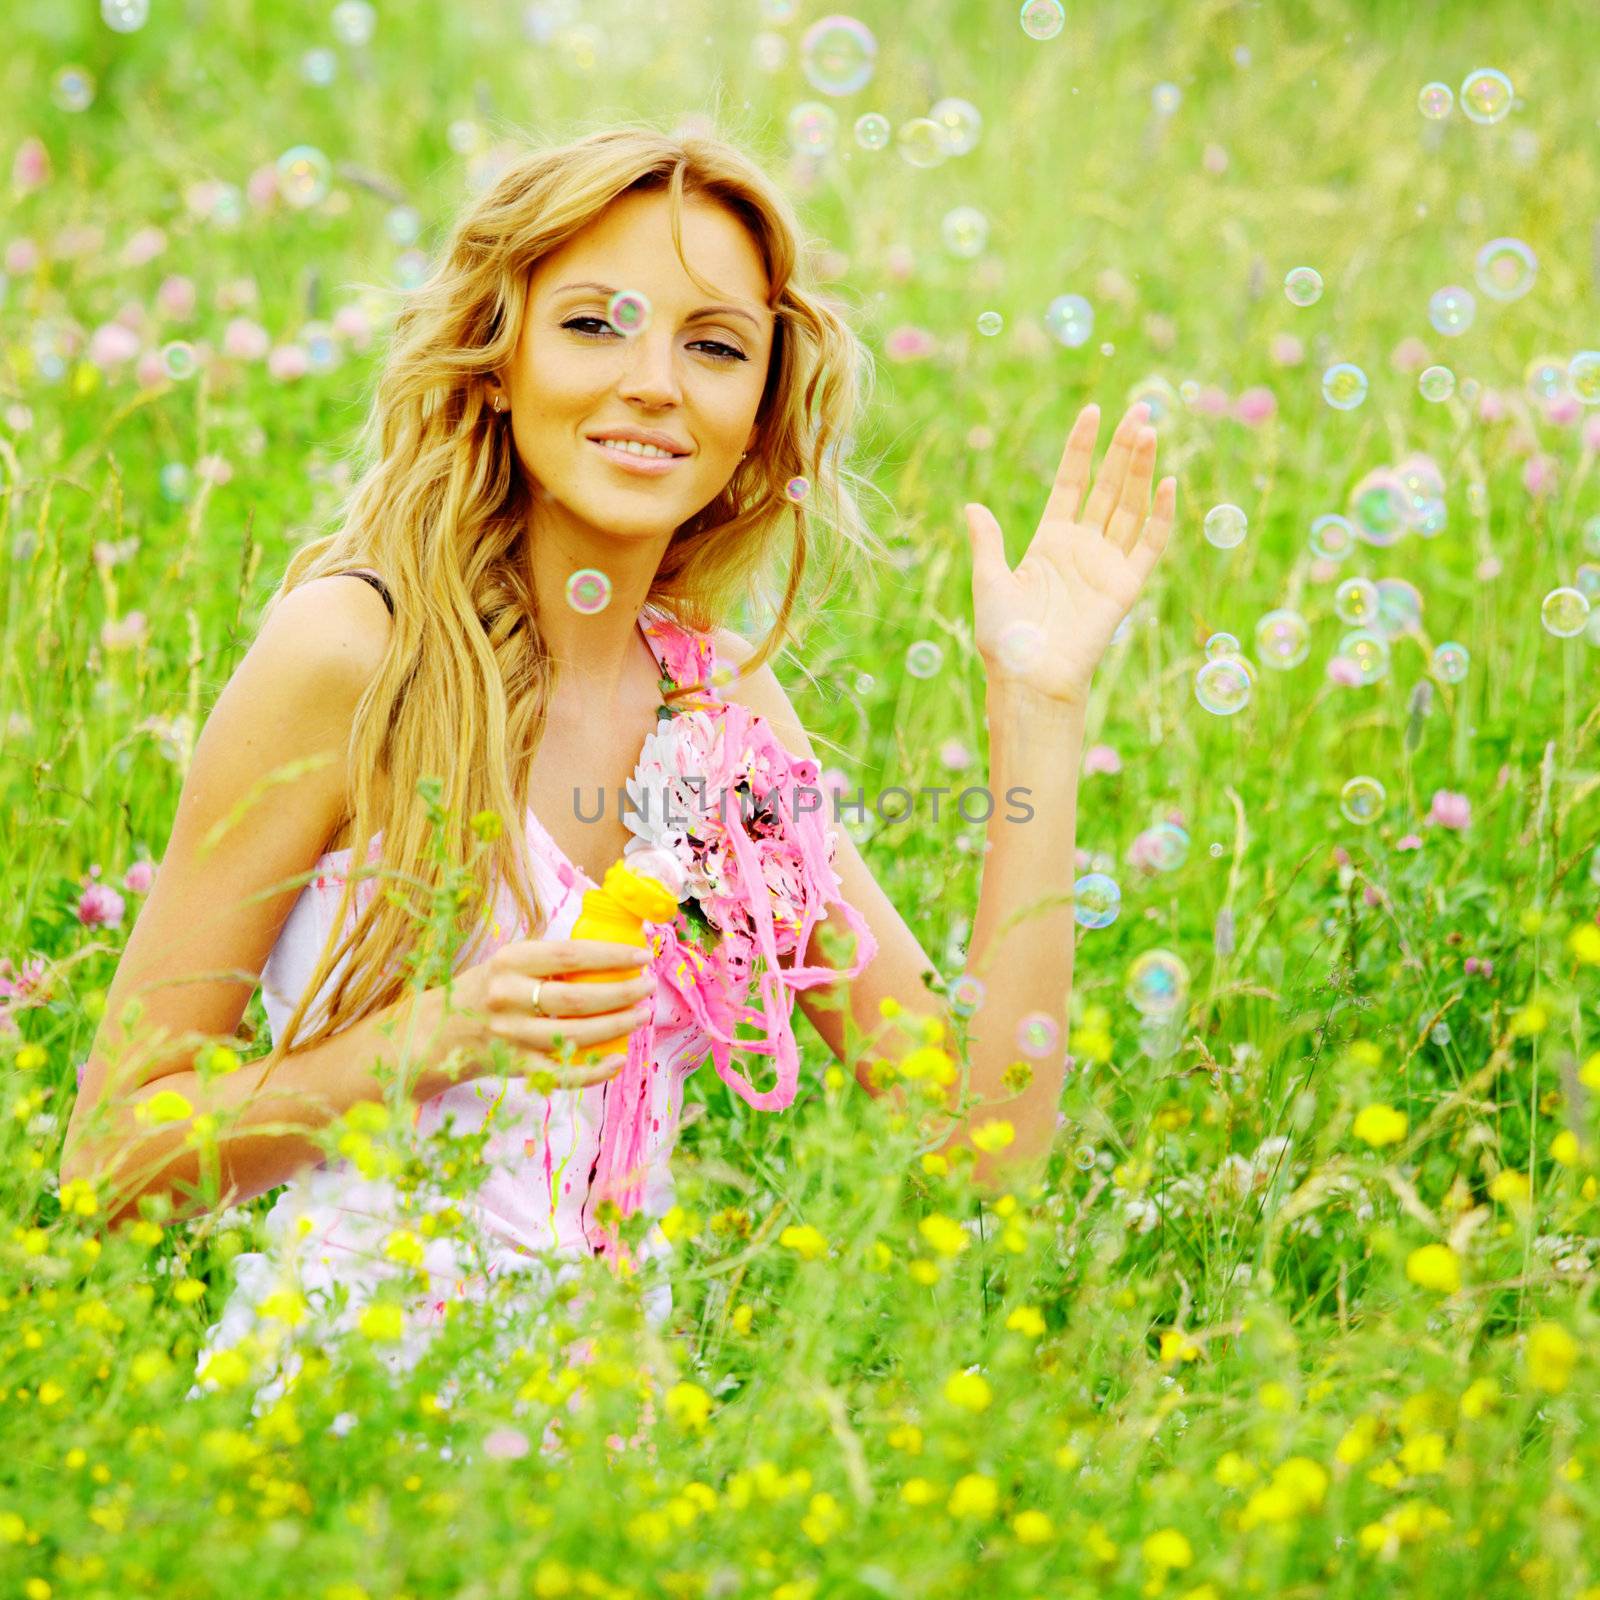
[259, 572, 394, 694]
[711, 625, 820, 764]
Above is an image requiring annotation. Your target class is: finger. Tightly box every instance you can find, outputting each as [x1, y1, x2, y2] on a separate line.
[1079, 403, 1149, 532]
[963, 502, 1010, 588]
[504, 941, 652, 974]
[1129, 476, 1177, 583]
[1103, 427, 1158, 555]
[490, 969, 654, 1018]
[1041, 403, 1100, 527]
[492, 1002, 653, 1054]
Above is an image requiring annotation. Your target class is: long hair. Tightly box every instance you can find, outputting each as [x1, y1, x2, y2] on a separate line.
[258, 120, 883, 1078]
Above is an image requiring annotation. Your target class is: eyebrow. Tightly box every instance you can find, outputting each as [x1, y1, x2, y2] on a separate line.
[551, 281, 765, 333]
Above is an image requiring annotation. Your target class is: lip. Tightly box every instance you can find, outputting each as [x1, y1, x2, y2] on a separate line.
[588, 438, 688, 476]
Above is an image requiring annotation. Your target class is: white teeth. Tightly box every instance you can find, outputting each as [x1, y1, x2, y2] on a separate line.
[596, 438, 677, 459]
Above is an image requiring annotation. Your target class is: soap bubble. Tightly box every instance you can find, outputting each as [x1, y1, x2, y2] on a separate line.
[1334, 577, 1379, 626]
[1134, 821, 1190, 872]
[1203, 503, 1248, 550]
[1204, 632, 1242, 661]
[1284, 266, 1323, 307]
[788, 102, 839, 157]
[1350, 472, 1409, 546]
[1125, 949, 1189, 1018]
[1309, 513, 1356, 561]
[997, 621, 1044, 673]
[51, 66, 96, 112]
[332, 0, 377, 46]
[905, 640, 944, 678]
[1576, 564, 1600, 602]
[1418, 365, 1455, 402]
[606, 290, 651, 335]
[930, 98, 983, 156]
[1339, 775, 1386, 824]
[853, 112, 891, 150]
[1195, 658, 1252, 715]
[785, 476, 810, 503]
[1431, 641, 1470, 683]
[1152, 82, 1182, 115]
[941, 206, 989, 258]
[277, 145, 332, 209]
[1374, 578, 1424, 639]
[385, 206, 421, 245]
[1073, 873, 1122, 929]
[1570, 352, 1600, 406]
[1525, 356, 1570, 403]
[1474, 238, 1537, 302]
[977, 311, 1004, 337]
[1044, 294, 1095, 348]
[565, 569, 612, 615]
[160, 342, 198, 380]
[1255, 609, 1310, 669]
[1322, 363, 1368, 410]
[101, 0, 149, 31]
[948, 974, 986, 1017]
[895, 117, 947, 168]
[1541, 587, 1591, 638]
[302, 47, 338, 85]
[1427, 285, 1475, 336]
[160, 463, 192, 502]
[1016, 1013, 1060, 1058]
[1337, 628, 1391, 684]
[800, 16, 877, 95]
[1019, 0, 1066, 40]
[1417, 81, 1453, 119]
[1460, 68, 1513, 125]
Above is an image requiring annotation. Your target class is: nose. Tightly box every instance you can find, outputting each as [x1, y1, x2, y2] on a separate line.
[614, 330, 683, 408]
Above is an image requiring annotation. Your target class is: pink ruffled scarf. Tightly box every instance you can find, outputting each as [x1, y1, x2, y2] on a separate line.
[585, 694, 877, 1264]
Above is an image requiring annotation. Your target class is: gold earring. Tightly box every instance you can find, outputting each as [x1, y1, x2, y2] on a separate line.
[492, 395, 504, 413]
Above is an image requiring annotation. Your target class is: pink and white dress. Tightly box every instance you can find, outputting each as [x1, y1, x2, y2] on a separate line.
[188, 599, 877, 1410]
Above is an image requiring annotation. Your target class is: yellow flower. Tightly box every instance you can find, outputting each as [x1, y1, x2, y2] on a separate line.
[730, 1304, 754, 1335]
[878, 997, 903, 1019]
[256, 1290, 308, 1327]
[1487, 1170, 1530, 1206]
[16, 1043, 47, 1071]
[1142, 1528, 1194, 1570]
[57, 1177, 99, 1217]
[943, 1370, 993, 1413]
[779, 1224, 828, 1261]
[801, 1491, 843, 1545]
[1550, 1130, 1581, 1167]
[1080, 1521, 1119, 1561]
[1005, 1305, 1046, 1338]
[908, 1261, 941, 1286]
[1397, 1432, 1447, 1475]
[1525, 1321, 1577, 1394]
[920, 1152, 949, 1176]
[899, 1477, 939, 1506]
[1579, 1052, 1600, 1091]
[1257, 1381, 1294, 1412]
[918, 1214, 969, 1257]
[134, 1089, 194, 1126]
[1012, 1509, 1054, 1544]
[1405, 1244, 1461, 1294]
[887, 1423, 923, 1454]
[1348, 1040, 1383, 1068]
[1213, 1450, 1258, 1488]
[1509, 1001, 1548, 1038]
[382, 1230, 426, 1268]
[971, 1119, 1015, 1153]
[1159, 1329, 1201, 1364]
[1459, 1377, 1499, 1419]
[1335, 1416, 1379, 1465]
[358, 1303, 404, 1343]
[1567, 923, 1600, 965]
[946, 1473, 998, 1518]
[664, 1381, 713, 1431]
[899, 1045, 956, 1085]
[1238, 1457, 1328, 1528]
[1068, 1026, 1113, 1064]
[1352, 1104, 1408, 1148]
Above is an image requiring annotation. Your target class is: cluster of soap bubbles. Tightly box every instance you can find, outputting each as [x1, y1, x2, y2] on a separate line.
[1342, 457, 1448, 550]
[1418, 69, 1515, 124]
[1195, 634, 1255, 716]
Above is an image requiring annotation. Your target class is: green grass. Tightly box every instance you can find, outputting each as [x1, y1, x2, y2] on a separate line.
[3, 0, 1600, 1595]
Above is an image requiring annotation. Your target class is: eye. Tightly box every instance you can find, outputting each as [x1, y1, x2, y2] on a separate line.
[561, 317, 748, 363]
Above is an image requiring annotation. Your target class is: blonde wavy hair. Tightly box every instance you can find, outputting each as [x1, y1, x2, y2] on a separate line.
[259, 120, 883, 1077]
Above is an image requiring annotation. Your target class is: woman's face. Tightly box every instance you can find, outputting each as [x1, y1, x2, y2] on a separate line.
[496, 188, 776, 542]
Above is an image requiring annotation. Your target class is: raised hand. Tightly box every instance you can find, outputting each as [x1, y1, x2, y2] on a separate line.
[963, 401, 1177, 708]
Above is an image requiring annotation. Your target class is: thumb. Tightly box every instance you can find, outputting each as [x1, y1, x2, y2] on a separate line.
[963, 502, 1009, 587]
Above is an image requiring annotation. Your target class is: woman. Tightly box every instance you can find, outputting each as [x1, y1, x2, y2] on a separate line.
[61, 124, 1175, 1402]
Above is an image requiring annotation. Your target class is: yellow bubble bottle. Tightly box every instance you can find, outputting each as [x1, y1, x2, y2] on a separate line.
[565, 851, 683, 1064]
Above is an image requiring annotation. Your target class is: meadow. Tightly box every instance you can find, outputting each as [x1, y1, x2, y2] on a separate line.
[3, 0, 1600, 1595]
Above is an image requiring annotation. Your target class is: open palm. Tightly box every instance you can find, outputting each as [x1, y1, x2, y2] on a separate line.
[964, 401, 1177, 707]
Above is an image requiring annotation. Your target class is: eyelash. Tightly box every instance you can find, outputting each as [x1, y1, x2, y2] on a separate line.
[561, 316, 748, 363]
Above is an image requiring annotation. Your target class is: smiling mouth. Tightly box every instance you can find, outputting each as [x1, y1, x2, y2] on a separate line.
[587, 438, 689, 470]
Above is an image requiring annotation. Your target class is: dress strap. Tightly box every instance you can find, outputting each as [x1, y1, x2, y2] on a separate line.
[639, 604, 721, 707]
[335, 567, 395, 618]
